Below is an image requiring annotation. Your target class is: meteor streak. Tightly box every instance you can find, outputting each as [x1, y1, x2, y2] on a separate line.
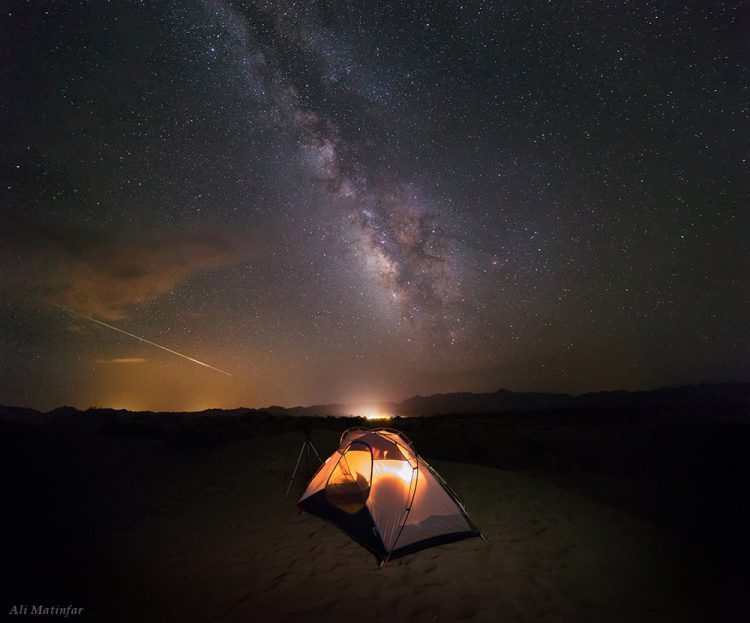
[55, 304, 232, 376]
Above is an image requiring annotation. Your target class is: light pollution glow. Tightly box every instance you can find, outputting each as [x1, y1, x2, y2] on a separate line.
[360, 409, 393, 421]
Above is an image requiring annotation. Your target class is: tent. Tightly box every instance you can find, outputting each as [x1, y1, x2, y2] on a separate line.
[297, 427, 481, 565]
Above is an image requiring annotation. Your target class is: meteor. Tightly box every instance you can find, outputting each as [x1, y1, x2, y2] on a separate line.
[54, 304, 232, 376]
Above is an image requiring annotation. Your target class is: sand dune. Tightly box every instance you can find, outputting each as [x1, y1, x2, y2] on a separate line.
[60, 430, 699, 623]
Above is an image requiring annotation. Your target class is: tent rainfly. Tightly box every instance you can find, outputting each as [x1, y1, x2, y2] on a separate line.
[297, 428, 481, 565]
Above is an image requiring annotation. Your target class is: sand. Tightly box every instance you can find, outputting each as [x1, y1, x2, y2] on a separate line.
[42, 429, 698, 623]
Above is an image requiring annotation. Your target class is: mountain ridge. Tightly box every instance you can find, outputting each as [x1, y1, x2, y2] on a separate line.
[1, 382, 748, 420]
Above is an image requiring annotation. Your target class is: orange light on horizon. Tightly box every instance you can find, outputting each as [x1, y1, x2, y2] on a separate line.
[359, 407, 392, 421]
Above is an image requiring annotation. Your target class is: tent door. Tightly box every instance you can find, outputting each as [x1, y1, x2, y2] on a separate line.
[325, 441, 373, 514]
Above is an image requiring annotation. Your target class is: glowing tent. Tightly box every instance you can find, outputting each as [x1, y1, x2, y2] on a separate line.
[297, 428, 481, 565]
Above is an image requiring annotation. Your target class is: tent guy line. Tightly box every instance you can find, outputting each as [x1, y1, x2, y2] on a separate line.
[53, 303, 232, 376]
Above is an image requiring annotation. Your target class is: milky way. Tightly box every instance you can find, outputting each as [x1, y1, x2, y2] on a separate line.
[207, 0, 464, 332]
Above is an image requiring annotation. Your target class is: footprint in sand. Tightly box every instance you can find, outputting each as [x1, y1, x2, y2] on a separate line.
[419, 560, 439, 574]
[259, 577, 284, 592]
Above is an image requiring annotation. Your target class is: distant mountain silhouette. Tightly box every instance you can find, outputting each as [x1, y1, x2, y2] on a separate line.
[264, 382, 750, 417]
[395, 389, 572, 416]
[1, 382, 747, 421]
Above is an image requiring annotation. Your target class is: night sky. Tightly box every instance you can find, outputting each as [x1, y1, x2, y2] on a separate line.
[1, 1, 747, 411]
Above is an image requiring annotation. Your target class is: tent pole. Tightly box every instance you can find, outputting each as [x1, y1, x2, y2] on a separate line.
[383, 458, 419, 568]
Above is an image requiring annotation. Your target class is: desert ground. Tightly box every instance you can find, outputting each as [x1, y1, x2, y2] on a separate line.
[3, 410, 747, 622]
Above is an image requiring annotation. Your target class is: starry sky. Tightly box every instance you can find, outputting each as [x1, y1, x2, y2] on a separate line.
[1, 1, 747, 411]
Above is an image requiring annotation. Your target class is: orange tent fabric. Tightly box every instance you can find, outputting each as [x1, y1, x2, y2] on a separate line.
[298, 428, 480, 565]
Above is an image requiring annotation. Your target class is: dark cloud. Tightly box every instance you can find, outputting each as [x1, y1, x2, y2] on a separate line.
[21, 227, 257, 320]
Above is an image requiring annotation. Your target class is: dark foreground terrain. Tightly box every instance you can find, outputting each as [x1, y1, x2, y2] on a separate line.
[2, 402, 748, 622]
